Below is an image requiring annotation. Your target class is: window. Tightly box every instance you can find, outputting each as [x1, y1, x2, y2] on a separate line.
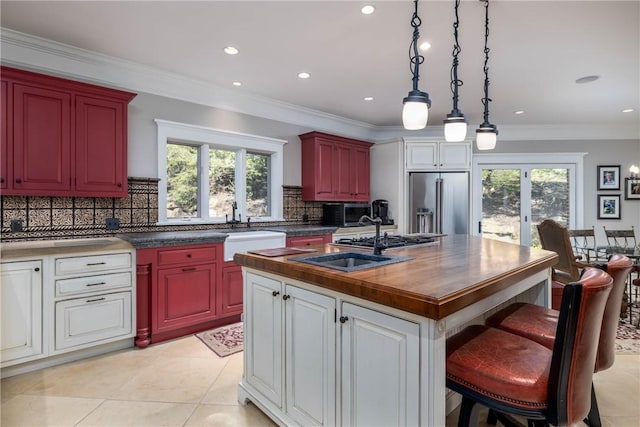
[157, 119, 286, 224]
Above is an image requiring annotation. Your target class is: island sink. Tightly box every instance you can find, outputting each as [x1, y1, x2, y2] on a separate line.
[291, 251, 412, 272]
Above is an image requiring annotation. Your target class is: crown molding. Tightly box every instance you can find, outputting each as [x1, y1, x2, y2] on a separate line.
[2, 28, 638, 143]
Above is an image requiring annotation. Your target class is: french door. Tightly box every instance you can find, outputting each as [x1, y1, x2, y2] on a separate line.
[472, 158, 579, 247]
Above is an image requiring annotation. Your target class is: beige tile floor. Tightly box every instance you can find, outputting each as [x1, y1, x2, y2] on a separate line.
[1, 335, 638, 427]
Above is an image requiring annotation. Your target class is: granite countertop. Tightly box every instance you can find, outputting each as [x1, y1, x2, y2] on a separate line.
[234, 235, 558, 320]
[117, 225, 338, 248]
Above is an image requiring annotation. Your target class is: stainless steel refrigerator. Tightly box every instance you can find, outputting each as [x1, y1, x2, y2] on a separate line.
[409, 172, 470, 235]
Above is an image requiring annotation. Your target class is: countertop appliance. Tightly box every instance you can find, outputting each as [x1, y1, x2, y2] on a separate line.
[371, 199, 393, 225]
[409, 172, 469, 235]
[322, 203, 371, 227]
[334, 234, 438, 249]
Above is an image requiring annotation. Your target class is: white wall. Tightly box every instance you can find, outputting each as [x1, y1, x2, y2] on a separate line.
[128, 92, 308, 185]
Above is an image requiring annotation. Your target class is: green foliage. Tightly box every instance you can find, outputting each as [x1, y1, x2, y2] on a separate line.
[166, 144, 198, 217]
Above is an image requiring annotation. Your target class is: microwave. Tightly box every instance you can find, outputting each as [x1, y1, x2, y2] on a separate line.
[322, 203, 371, 227]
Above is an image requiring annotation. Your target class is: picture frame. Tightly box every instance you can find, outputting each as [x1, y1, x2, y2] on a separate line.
[598, 194, 621, 219]
[597, 165, 620, 190]
[625, 177, 640, 200]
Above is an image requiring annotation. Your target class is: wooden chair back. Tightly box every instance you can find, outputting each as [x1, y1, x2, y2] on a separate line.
[538, 219, 585, 283]
[603, 226, 636, 255]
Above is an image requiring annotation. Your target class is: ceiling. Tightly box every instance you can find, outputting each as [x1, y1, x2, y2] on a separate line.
[1, 0, 639, 135]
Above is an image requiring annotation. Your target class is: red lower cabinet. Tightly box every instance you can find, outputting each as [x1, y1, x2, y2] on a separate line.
[286, 234, 332, 247]
[221, 262, 243, 316]
[135, 242, 241, 347]
[155, 263, 217, 333]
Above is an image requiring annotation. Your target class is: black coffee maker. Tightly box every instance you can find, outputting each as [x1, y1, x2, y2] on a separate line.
[371, 199, 393, 225]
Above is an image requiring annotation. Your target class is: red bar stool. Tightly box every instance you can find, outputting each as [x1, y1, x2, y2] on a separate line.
[446, 268, 612, 427]
[484, 254, 632, 426]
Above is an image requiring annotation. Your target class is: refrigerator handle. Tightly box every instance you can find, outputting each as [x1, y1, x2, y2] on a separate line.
[435, 178, 443, 234]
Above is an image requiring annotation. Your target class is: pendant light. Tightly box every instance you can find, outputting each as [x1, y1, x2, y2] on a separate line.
[402, 0, 431, 130]
[476, 0, 498, 150]
[443, 0, 467, 142]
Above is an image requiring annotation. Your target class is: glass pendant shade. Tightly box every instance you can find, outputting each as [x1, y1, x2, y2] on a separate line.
[476, 124, 498, 150]
[402, 90, 431, 130]
[443, 114, 467, 142]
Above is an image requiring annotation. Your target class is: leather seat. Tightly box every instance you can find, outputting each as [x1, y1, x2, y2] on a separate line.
[446, 268, 613, 427]
[484, 254, 632, 426]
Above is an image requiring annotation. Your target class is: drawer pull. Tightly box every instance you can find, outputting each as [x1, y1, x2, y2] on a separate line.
[86, 262, 107, 266]
[86, 282, 106, 287]
[86, 297, 106, 303]
[182, 267, 197, 272]
[187, 254, 192, 258]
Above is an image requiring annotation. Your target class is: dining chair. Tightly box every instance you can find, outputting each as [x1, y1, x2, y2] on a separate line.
[485, 254, 633, 427]
[446, 268, 613, 427]
[568, 226, 607, 263]
[603, 226, 636, 255]
[537, 219, 591, 284]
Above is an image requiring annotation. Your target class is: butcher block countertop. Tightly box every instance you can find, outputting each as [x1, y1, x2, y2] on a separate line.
[234, 235, 558, 320]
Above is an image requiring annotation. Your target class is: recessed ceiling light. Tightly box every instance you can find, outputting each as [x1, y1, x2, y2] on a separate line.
[514, 110, 525, 115]
[364, 97, 374, 101]
[419, 41, 431, 51]
[232, 81, 242, 87]
[575, 75, 599, 84]
[361, 5, 375, 15]
[297, 72, 310, 79]
[622, 108, 634, 113]
[223, 46, 239, 55]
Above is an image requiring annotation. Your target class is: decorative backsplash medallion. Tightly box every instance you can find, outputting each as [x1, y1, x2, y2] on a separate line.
[1, 180, 324, 242]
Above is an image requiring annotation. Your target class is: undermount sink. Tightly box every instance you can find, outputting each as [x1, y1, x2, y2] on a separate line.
[291, 251, 412, 272]
[224, 231, 286, 261]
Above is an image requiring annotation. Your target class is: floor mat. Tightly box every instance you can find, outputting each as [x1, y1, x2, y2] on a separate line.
[195, 322, 243, 357]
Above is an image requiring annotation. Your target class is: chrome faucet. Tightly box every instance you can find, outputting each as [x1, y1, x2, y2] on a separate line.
[358, 215, 388, 255]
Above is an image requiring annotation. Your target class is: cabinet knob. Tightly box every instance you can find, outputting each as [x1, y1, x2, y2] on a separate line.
[282, 294, 290, 300]
[187, 253, 192, 258]
[34, 267, 40, 272]
[0, 177, 4, 183]
[272, 291, 280, 297]
[15, 178, 22, 184]
[339, 316, 349, 323]
[117, 182, 122, 187]
[440, 163, 443, 166]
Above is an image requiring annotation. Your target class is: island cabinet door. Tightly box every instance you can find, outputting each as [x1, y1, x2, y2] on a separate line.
[340, 302, 420, 427]
[284, 284, 336, 427]
[244, 272, 284, 407]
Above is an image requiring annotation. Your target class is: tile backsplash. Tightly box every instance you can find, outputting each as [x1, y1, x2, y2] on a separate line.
[0, 180, 324, 242]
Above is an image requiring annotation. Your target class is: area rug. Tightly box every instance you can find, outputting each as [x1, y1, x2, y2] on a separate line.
[616, 312, 640, 354]
[195, 322, 243, 357]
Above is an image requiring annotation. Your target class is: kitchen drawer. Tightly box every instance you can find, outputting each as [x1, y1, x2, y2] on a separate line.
[55, 252, 132, 276]
[55, 291, 132, 350]
[157, 245, 217, 266]
[55, 272, 132, 298]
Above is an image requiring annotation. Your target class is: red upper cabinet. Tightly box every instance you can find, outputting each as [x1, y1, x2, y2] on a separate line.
[1, 79, 8, 190]
[0, 66, 136, 197]
[300, 131, 373, 202]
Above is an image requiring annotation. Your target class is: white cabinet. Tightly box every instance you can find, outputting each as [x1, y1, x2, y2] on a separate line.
[340, 302, 420, 427]
[0, 260, 43, 367]
[55, 291, 132, 350]
[243, 272, 336, 426]
[406, 141, 471, 171]
[53, 252, 134, 353]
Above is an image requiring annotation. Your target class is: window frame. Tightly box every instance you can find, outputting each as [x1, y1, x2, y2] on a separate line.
[156, 119, 286, 224]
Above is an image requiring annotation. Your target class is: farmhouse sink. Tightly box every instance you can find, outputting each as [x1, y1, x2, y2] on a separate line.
[224, 231, 286, 261]
[291, 251, 412, 272]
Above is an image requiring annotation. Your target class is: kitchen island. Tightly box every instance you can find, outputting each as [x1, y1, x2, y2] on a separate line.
[234, 235, 558, 426]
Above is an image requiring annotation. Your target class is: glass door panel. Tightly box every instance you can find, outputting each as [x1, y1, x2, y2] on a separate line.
[530, 168, 570, 248]
[481, 168, 521, 244]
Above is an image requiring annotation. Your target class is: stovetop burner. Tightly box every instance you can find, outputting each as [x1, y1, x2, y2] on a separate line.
[336, 235, 436, 249]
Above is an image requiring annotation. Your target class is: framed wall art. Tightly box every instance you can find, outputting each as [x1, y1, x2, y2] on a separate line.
[598, 194, 621, 219]
[597, 165, 620, 190]
[625, 177, 640, 200]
